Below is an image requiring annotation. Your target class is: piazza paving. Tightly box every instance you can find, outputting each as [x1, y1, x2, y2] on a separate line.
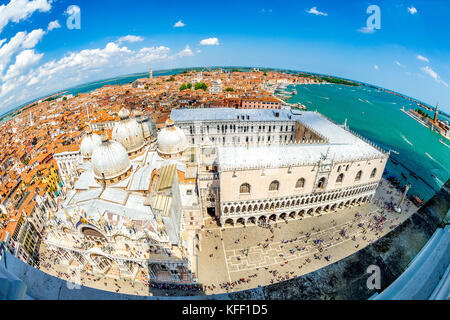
[37, 178, 417, 296]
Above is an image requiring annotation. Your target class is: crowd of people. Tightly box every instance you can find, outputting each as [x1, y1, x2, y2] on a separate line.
[201, 180, 416, 294]
[29, 178, 415, 297]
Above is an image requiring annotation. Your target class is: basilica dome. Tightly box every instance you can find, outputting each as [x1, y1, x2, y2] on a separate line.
[80, 130, 102, 159]
[91, 134, 131, 181]
[112, 107, 145, 154]
[157, 119, 188, 156]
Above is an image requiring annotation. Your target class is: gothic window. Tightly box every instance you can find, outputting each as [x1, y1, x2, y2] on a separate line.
[355, 170, 362, 182]
[240, 183, 251, 194]
[317, 177, 326, 189]
[269, 180, 280, 191]
[370, 168, 377, 178]
[336, 173, 344, 184]
[295, 178, 305, 189]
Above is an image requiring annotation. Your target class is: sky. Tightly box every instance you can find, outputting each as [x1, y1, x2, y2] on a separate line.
[0, 0, 449, 115]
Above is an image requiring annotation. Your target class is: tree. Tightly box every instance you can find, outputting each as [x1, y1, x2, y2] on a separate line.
[225, 87, 234, 92]
[187, 83, 192, 89]
[195, 82, 207, 91]
[179, 84, 187, 91]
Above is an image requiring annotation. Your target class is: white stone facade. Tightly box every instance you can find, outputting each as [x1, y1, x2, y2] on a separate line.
[170, 108, 389, 225]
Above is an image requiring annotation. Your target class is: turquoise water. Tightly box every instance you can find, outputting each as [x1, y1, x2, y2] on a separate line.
[288, 84, 450, 201]
[3, 67, 448, 201]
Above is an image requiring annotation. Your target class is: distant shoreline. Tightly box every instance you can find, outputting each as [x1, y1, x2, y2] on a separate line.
[1, 66, 447, 123]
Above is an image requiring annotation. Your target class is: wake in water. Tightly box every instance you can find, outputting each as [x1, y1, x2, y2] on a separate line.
[319, 96, 330, 100]
[425, 153, 448, 175]
[357, 98, 374, 105]
[439, 139, 450, 148]
[401, 134, 413, 146]
[432, 175, 444, 186]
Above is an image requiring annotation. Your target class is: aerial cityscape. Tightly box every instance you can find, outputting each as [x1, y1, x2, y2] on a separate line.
[0, 0, 449, 308]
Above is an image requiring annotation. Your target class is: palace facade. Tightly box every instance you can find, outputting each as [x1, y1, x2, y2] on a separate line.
[171, 108, 388, 226]
[48, 106, 388, 285]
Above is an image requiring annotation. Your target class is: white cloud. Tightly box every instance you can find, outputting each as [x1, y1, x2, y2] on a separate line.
[358, 26, 376, 34]
[0, 28, 45, 74]
[196, 48, 201, 54]
[417, 54, 429, 63]
[65, 4, 80, 16]
[0, 0, 52, 34]
[173, 20, 185, 28]
[420, 66, 448, 87]
[175, 45, 193, 57]
[4, 49, 42, 79]
[200, 37, 219, 46]
[128, 45, 170, 64]
[260, 9, 273, 13]
[117, 35, 144, 44]
[22, 28, 45, 47]
[0, 40, 196, 112]
[47, 20, 61, 31]
[374, 65, 379, 70]
[306, 6, 328, 16]
[395, 61, 405, 68]
[408, 6, 418, 15]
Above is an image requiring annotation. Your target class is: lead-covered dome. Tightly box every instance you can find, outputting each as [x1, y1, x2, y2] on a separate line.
[91, 134, 131, 180]
[157, 119, 188, 156]
[80, 130, 102, 159]
[112, 107, 145, 154]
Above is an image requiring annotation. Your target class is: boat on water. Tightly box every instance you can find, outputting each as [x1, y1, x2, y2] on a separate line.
[410, 195, 425, 207]
[401, 173, 407, 179]
[390, 158, 399, 165]
[410, 171, 418, 179]
[439, 139, 450, 148]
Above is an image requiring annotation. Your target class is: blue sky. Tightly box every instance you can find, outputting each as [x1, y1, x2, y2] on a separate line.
[0, 0, 449, 114]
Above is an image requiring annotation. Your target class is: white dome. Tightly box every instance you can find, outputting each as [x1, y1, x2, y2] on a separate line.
[112, 108, 145, 154]
[80, 132, 102, 159]
[157, 119, 188, 155]
[91, 137, 131, 180]
[118, 107, 130, 120]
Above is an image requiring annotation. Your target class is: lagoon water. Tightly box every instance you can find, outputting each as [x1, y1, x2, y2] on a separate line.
[288, 83, 450, 201]
[5, 69, 448, 202]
